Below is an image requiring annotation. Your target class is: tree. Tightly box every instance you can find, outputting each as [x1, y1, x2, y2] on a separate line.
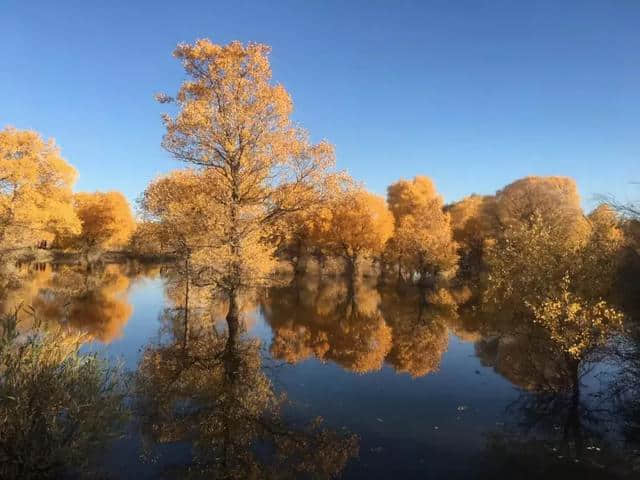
[494, 176, 588, 245]
[0, 127, 80, 251]
[318, 189, 394, 278]
[528, 278, 624, 362]
[386, 176, 458, 285]
[447, 194, 498, 279]
[60, 191, 136, 259]
[155, 39, 335, 321]
[483, 200, 625, 422]
[275, 172, 355, 276]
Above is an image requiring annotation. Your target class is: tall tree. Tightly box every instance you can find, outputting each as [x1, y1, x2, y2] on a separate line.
[386, 176, 458, 285]
[0, 127, 80, 251]
[156, 39, 334, 321]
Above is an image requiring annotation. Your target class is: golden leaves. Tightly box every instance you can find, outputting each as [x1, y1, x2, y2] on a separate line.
[528, 279, 624, 359]
[386, 176, 458, 279]
[0, 127, 80, 249]
[59, 191, 136, 253]
[150, 39, 337, 294]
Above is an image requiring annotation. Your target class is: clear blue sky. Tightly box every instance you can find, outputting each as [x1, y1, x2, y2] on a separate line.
[2, 0, 639, 210]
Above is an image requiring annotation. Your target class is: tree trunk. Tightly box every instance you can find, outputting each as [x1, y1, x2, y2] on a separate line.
[182, 256, 190, 349]
[345, 253, 360, 280]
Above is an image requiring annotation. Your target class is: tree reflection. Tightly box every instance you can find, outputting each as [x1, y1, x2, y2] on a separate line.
[135, 293, 358, 479]
[264, 278, 458, 378]
[380, 287, 451, 377]
[464, 300, 640, 475]
[0, 262, 135, 342]
[35, 264, 133, 342]
[264, 277, 392, 373]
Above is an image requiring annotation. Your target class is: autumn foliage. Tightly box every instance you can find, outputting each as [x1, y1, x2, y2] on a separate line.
[2, 38, 638, 394]
[59, 191, 136, 256]
[0, 127, 80, 250]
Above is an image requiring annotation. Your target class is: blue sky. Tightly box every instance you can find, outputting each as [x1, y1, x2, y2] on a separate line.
[2, 0, 639, 210]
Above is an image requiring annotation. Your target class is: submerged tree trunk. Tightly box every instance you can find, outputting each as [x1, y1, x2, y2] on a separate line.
[182, 256, 190, 350]
[564, 357, 584, 458]
[345, 253, 360, 280]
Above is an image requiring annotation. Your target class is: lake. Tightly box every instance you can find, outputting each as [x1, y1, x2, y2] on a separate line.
[2, 262, 639, 479]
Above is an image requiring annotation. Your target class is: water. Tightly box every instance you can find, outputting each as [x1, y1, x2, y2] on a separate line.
[3, 262, 639, 479]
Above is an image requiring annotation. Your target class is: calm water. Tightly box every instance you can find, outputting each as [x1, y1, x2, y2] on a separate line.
[5, 262, 640, 479]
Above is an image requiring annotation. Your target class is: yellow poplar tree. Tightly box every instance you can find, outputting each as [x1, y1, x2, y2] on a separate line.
[386, 176, 458, 285]
[0, 127, 80, 250]
[494, 176, 588, 245]
[447, 194, 498, 278]
[156, 39, 335, 322]
[316, 190, 394, 278]
[61, 191, 136, 258]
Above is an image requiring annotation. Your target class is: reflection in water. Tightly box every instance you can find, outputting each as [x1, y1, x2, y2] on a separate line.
[264, 278, 455, 378]
[460, 300, 640, 475]
[2, 261, 640, 477]
[135, 300, 359, 478]
[381, 287, 452, 377]
[0, 262, 134, 342]
[264, 278, 392, 373]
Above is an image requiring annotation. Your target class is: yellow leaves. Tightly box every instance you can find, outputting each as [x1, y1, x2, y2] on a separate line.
[0, 127, 80, 249]
[320, 189, 394, 261]
[61, 191, 136, 252]
[386, 176, 458, 278]
[528, 284, 624, 359]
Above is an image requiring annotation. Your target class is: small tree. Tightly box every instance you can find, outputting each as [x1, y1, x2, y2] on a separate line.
[59, 191, 136, 261]
[318, 190, 394, 278]
[0, 311, 127, 479]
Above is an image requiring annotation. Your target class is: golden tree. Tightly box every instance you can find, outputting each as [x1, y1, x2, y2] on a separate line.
[155, 39, 335, 320]
[483, 196, 625, 406]
[0, 127, 80, 251]
[60, 191, 136, 259]
[494, 176, 588, 245]
[386, 176, 458, 285]
[447, 194, 498, 278]
[275, 172, 355, 275]
[316, 189, 394, 278]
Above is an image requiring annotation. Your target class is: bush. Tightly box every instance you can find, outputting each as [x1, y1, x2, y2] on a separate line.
[0, 310, 128, 479]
